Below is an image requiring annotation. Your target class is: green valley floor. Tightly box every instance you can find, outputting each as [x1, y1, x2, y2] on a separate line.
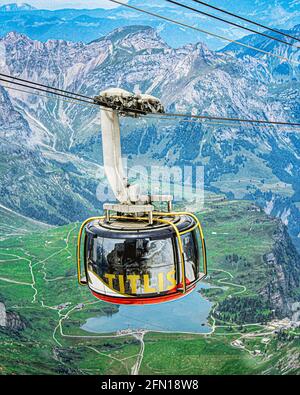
[0, 198, 299, 375]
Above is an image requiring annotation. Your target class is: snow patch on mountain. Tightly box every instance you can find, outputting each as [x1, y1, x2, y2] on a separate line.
[0, 3, 36, 12]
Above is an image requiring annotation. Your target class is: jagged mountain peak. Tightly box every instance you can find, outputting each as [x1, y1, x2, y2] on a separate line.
[95, 25, 157, 41]
[92, 25, 169, 52]
[221, 23, 300, 65]
[0, 23, 299, 253]
[291, 24, 300, 33]
[1, 31, 86, 56]
[0, 3, 36, 12]
[2, 31, 32, 43]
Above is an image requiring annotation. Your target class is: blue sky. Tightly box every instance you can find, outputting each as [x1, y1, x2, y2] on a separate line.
[0, 0, 127, 9]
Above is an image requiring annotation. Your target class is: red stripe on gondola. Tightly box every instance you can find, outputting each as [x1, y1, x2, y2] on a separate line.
[91, 286, 195, 305]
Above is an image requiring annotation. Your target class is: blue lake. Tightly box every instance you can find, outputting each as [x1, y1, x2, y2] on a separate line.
[82, 284, 212, 334]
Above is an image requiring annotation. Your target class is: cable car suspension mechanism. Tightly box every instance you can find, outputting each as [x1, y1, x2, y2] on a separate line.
[77, 88, 207, 304]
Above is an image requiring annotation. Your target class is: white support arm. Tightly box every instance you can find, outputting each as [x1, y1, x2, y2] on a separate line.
[100, 108, 129, 204]
[98, 87, 164, 205]
[100, 108, 141, 204]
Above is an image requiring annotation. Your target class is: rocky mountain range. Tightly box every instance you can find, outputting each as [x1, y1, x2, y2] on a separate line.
[0, 3, 36, 12]
[0, 1, 298, 49]
[0, 24, 299, 248]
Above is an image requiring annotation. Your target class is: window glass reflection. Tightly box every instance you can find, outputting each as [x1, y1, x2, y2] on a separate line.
[87, 236, 176, 296]
[181, 232, 200, 284]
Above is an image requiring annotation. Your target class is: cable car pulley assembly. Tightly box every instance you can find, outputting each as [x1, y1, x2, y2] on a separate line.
[77, 88, 207, 304]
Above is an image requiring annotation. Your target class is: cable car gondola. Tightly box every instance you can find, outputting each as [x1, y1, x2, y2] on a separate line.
[77, 88, 207, 304]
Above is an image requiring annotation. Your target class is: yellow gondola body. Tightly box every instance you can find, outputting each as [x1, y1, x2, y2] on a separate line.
[76, 88, 207, 304]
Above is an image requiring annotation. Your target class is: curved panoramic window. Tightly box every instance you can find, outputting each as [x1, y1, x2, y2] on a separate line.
[181, 231, 200, 284]
[86, 236, 177, 296]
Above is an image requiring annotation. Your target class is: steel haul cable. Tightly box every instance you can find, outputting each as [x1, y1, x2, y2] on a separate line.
[161, 112, 300, 127]
[144, 115, 300, 131]
[106, 0, 300, 65]
[3, 85, 298, 130]
[165, 0, 300, 49]
[191, 0, 300, 43]
[0, 76, 95, 106]
[0, 73, 92, 100]
[0, 73, 127, 112]
[1, 73, 300, 128]
[0, 75, 139, 114]
[0, 73, 156, 116]
[0, 84, 98, 109]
